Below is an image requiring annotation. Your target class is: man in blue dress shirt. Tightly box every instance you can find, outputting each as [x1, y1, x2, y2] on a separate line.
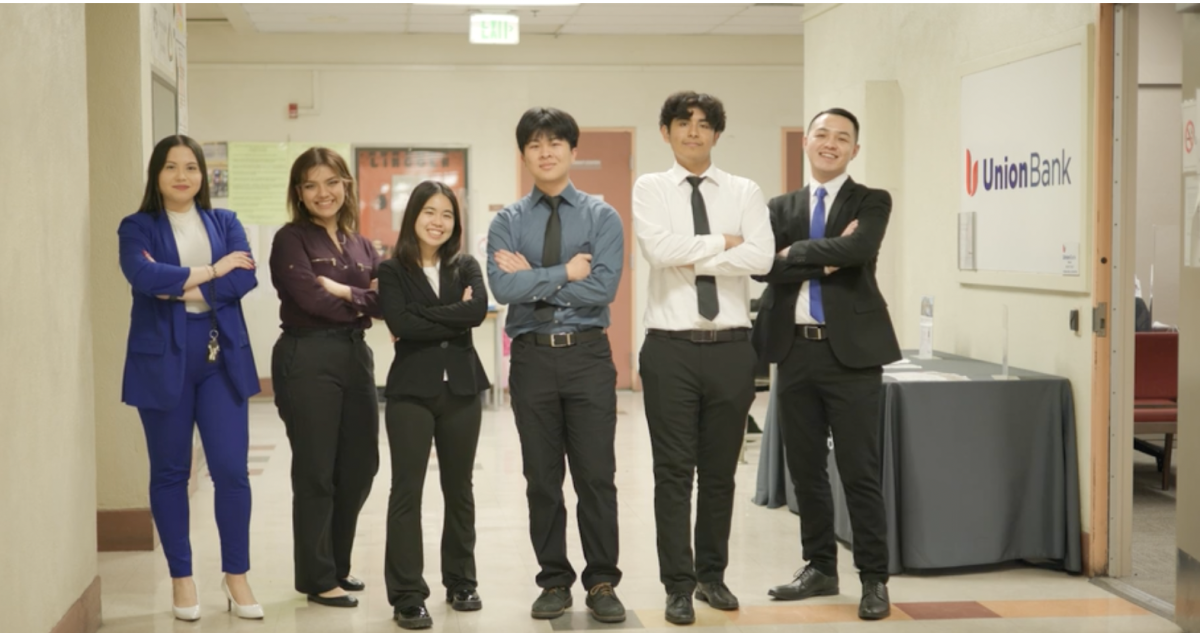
[487, 107, 626, 625]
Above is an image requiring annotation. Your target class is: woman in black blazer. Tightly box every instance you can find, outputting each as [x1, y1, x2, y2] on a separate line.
[377, 181, 490, 630]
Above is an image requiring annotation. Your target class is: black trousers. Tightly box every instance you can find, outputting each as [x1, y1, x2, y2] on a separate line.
[509, 333, 620, 590]
[776, 336, 888, 583]
[384, 385, 482, 609]
[272, 330, 380, 595]
[638, 335, 756, 595]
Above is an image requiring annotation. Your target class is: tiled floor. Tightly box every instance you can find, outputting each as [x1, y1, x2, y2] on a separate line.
[98, 392, 1183, 632]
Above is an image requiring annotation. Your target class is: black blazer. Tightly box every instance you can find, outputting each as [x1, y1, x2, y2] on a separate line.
[378, 254, 491, 399]
[751, 177, 902, 371]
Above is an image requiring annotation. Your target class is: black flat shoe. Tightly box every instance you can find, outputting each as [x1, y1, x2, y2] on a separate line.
[447, 588, 482, 611]
[395, 604, 433, 630]
[339, 576, 365, 592]
[695, 581, 739, 610]
[307, 593, 359, 608]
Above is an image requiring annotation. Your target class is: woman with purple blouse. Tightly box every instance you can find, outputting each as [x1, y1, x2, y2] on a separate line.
[269, 147, 382, 608]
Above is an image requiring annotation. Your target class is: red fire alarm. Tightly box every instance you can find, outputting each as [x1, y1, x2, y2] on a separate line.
[288, 103, 298, 119]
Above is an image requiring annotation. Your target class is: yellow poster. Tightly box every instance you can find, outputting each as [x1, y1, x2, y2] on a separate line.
[227, 142, 352, 226]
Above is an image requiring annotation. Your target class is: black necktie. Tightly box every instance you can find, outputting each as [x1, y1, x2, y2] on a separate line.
[686, 176, 719, 321]
[534, 195, 562, 322]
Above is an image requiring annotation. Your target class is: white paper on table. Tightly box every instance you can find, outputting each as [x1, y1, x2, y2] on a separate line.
[887, 371, 970, 382]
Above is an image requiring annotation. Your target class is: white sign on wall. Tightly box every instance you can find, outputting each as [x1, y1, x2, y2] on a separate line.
[958, 28, 1091, 292]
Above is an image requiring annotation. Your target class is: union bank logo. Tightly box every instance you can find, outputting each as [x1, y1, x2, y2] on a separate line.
[964, 149, 1072, 197]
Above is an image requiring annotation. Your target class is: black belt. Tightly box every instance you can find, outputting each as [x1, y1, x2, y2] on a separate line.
[283, 327, 364, 340]
[516, 328, 605, 348]
[795, 324, 828, 341]
[647, 328, 750, 344]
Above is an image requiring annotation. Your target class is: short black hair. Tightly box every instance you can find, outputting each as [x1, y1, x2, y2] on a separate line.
[807, 107, 860, 140]
[659, 91, 726, 133]
[516, 107, 580, 151]
[137, 135, 212, 214]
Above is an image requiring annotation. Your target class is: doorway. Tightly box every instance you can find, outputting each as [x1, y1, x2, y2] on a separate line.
[519, 129, 637, 390]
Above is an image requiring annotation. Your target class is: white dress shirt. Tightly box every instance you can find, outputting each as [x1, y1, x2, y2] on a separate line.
[165, 205, 213, 314]
[795, 172, 850, 325]
[422, 261, 449, 381]
[633, 161, 774, 331]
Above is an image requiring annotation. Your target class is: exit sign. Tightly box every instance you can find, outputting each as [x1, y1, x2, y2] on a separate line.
[470, 14, 519, 45]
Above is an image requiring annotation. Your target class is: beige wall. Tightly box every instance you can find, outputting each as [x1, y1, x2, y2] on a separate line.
[0, 4, 98, 630]
[1175, 12, 1200, 631]
[802, 3, 1099, 529]
[89, 4, 154, 514]
[186, 25, 804, 382]
[1135, 3, 1183, 326]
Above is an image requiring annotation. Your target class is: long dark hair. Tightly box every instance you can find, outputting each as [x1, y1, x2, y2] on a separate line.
[393, 181, 464, 273]
[137, 135, 212, 214]
[287, 147, 359, 234]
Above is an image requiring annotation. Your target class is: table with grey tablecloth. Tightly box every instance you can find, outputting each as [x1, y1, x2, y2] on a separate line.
[752, 351, 1081, 575]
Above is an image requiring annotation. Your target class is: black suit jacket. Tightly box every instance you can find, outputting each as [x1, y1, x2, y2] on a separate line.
[378, 254, 491, 398]
[751, 177, 902, 371]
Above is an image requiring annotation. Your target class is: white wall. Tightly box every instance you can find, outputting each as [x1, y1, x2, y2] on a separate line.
[0, 4, 98, 630]
[186, 25, 804, 382]
[802, 3, 1099, 529]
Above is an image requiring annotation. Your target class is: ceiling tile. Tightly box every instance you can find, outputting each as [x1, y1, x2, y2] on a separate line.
[574, 3, 744, 16]
[709, 24, 804, 35]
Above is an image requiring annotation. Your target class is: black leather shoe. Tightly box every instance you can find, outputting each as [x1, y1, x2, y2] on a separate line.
[395, 604, 433, 629]
[585, 583, 626, 623]
[695, 581, 739, 610]
[531, 586, 573, 619]
[665, 592, 695, 625]
[768, 566, 839, 601]
[338, 576, 365, 592]
[447, 587, 482, 611]
[307, 593, 359, 608]
[858, 580, 890, 620]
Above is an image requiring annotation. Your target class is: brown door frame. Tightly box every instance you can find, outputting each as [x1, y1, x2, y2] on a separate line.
[514, 127, 640, 390]
[781, 127, 806, 194]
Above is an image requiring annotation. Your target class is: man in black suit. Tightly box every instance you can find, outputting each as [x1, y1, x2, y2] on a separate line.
[751, 108, 901, 620]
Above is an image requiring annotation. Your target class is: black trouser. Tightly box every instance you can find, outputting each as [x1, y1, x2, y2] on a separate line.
[509, 332, 621, 590]
[776, 335, 888, 583]
[384, 384, 482, 609]
[272, 329, 380, 595]
[638, 334, 757, 595]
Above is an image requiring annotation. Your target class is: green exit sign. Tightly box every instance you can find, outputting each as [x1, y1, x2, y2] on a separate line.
[470, 14, 520, 45]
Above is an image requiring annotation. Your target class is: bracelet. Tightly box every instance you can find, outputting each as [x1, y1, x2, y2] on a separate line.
[208, 265, 217, 280]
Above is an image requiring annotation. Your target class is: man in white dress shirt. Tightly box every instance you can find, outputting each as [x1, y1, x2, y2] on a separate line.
[632, 91, 774, 626]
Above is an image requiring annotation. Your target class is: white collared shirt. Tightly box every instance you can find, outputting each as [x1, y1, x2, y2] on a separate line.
[795, 171, 850, 325]
[422, 261, 450, 381]
[165, 204, 213, 314]
[633, 161, 774, 331]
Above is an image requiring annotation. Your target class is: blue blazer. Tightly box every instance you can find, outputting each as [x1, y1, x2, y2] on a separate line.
[118, 208, 261, 411]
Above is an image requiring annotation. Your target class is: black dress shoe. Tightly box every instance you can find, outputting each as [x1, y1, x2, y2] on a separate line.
[858, 580, 890, 620]
[768, 566, 839, 601]
[307, 593, 359, 608]
[338, 576, 365, 592]
[695, 581, 739, 610]
[665, 592, 695, 625]
[530, 586, 572, 619]
[585, 583, 626, 623]
[446, 587, 482, 611]
[395, 604, 433, 630]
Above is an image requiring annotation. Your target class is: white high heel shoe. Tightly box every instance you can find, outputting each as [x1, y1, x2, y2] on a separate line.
[172, 578, 201, 621]
[222, 577, 265, 620]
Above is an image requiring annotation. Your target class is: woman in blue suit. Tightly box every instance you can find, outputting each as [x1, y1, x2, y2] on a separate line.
[118, 135, 263, 621]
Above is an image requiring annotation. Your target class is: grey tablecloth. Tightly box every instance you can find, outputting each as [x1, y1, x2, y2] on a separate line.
[752, 351, 1082, 574]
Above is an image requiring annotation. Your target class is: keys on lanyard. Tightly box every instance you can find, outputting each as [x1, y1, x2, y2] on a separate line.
[207, 329, 221, 363]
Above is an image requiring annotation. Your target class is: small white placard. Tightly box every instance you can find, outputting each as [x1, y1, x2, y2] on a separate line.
[918, 296, 935, 360]
[958, 212, 976, 270]
[1062, 242, 1080, 276]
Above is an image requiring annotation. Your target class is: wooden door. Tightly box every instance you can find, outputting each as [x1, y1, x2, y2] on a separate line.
[520, 130, 636, 389]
